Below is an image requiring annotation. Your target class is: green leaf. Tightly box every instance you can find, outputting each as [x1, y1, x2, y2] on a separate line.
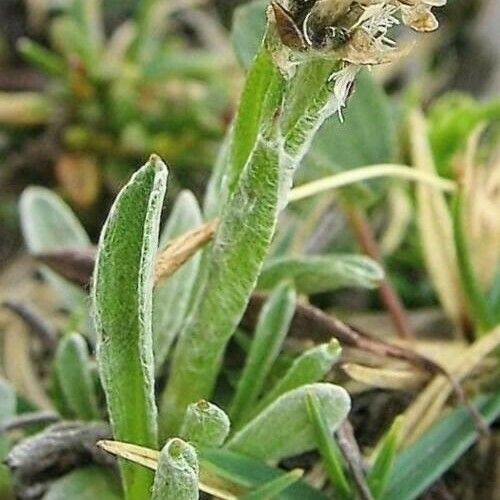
[227, 383, 350, 461]
[427, 93, 500, 177]
[153, 191, 202, 371]
[92, 155, 168, 499]
[180, 400, 231, 448]
[19, 187, 90, 313]
[452, 194, 495, 333]
[228, 43, 284, 194]
[231, 0, 267, 68]
[44, 466, 122, 500]
[305, 391, 351, 500]
[0, 382, 14, 496]
[252, 341, 342, 419]
[385, 392, 500, 500]
[152, 438, 199, 500]
[230, 282, 296, 426]
[200, 447, 327, 499]
[162, 133, 282, 434]
[18, 38, 66, 76]
[244, 469, 303, 500]
[304, 70, 396, 178]
[258, 254, 384, 294]
[367, 416, 403, 499]
[55, 332, 99, 421]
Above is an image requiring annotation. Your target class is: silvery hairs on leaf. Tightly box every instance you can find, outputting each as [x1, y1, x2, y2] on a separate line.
[227, 383, 350, 461]
[152, 438, 199, 500]
[180, 400, 231, 448]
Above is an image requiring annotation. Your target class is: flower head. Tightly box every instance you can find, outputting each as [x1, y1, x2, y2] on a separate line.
[269, 0, 447, 65]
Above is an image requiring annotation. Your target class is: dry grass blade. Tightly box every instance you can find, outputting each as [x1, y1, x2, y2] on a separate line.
[288, 164, 456, 202]
[154, 219, 218, 285]
[401, 325, 500, 446]
[410, 109, 465, 332]
[342, 363, 428, 391]
[98, 440, 238, 500]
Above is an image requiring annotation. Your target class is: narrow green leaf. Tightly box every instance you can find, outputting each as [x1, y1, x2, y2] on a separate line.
[152, 438, 199, 500]
[385, 392, 500, 500]
[227, 383, 350, 461]
[180, 400, 231, 448]
[18, 38, 66, 76]
[153, 191, 202, 371]
[452, 194, 495, 333]
[228, 43, 284, 194]
[44, 466, 122, 500]
[252, 340, 342, 419]
[55, 332, 99, 421]
[230, 282, 296, 426]
[258, 254, 384, 294]
[162, 134, 281, 434]
[305, 391, 351, 500]
[367, 416, 403, 499]
[244, 469, 303, 500]
[19, 186, 90, 313]
[200, 447, 327, 499]
[92, 155, 167, 499]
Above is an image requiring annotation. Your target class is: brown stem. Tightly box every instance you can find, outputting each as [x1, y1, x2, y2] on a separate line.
[336, 420, 373, 500]
[345, 206, 414, 339]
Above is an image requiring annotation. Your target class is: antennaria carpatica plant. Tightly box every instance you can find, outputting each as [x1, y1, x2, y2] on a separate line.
[4, 0, 484, 498]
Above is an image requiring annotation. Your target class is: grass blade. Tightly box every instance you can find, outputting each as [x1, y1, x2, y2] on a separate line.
[257, 255, 383, 294]
[92, 155, 167, 499]
[180, 400, 231, 448]
[305, 391, 352, 500]
[367, 416, 403, 499]
[227, 383, 350, 461]
[230, 282, 296, 426]
[54, 332, 99, 421]
[386, 392, 500, 500]
[200, 447, 327, 499]
[152, 438, 199, 500]
[243, 469, 303, 500]
[153, 191, 202, 371]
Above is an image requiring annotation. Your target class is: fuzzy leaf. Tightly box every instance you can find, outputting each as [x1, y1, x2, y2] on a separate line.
[231, 0, 267, 68]
[230, 282, 296, 426]
[162, 133, 282, 434]
[227, 383, 350, 461]
[152, 439, 199, 500]
[92, 155, 167, 499]
[44, 466, 122, 500]
[180, 401, 231, 448]
[258, 254, 384, 294]
[54, 332, 99, 420]
[19, 187, 90, 312]
[153, 190, 202, 371]
[252, 341, 342, 419]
